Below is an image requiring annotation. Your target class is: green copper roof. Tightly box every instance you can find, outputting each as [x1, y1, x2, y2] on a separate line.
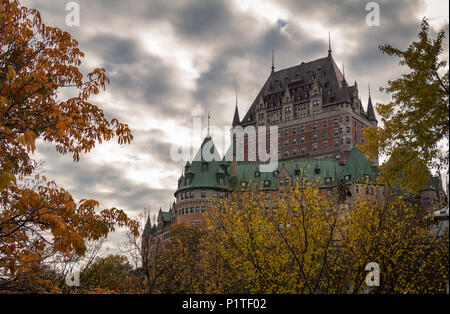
[233, 158, 342, 189]
[175, 141, 376, 194]
[160, 210, 171, 222]
[342, 146, 374, 182]
[177, 136, 229, 192]
[193, 135, 222, 162]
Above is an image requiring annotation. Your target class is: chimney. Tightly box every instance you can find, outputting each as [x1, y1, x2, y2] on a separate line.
[231, 154, 237, 177]
[231, 134, 237, 177]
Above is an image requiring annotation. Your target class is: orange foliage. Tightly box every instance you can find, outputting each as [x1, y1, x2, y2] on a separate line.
[0, 0, 138, 292]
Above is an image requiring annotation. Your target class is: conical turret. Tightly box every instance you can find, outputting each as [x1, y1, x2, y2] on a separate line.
[367, 84, 377, 122]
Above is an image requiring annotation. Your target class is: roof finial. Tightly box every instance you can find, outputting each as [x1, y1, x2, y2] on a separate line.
[271, 49, 275, 73]
[328, 32, 332, 56]
[368, 82, 371, 97]
[207, 111, 211, 136]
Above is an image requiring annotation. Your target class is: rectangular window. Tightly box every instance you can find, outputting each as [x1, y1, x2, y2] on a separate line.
[285, 150, 289, 157]
[346, 138, 351, 144]
[323, 130, 328, 138]
[190, 207, 194, 214]
[182, 208, 185, 215]
[201, 190, 206, 198]
[313, 123, 317, 129]
[201, 206, 206, 213]
[293, 149, 297, 156]
[300, 126, 305, 132]
[300, 136, 305, 143]
[195, 207, 200, 213]
[284, 139, 289, 146]
[292, 127, 297, 134]
[292, 138, 297, 144]
[190, 191, 194, 198]
[312, 143, 318, 151]
[312, 133, 318, 140]
[301, 147, 306, 153]
[323, 141, 329, 149]
[334, 140, 339, 147]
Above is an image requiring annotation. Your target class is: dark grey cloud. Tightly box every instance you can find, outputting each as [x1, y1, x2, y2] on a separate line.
[85, 34, 140, 65]
[173, 0, 233, 41]
[36, 143, 175, 215]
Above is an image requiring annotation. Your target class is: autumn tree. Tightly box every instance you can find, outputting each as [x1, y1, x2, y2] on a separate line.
[361, 18, 449, 192]
[0, 0, 138, 292]
[203, 181, 349, 293]
[145, 224, 205, 294]
[204, 179, 448, 293]
[78, 254, 136, 294]
[339, 194, 448, 293]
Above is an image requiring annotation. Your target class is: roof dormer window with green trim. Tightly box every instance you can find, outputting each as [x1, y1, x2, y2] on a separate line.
[186, 174, 193, 185]
[264, 180, 271, 187]
[255, 171, 260, 178]
[202, 162, 209, 172]
[217, 174, 225, 185]
[325, 177, 332, 185]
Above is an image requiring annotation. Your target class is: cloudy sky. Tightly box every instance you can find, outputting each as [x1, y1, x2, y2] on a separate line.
[24, 0, 449, 252]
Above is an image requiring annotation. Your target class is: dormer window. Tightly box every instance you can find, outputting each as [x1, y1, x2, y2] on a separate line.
[273, 170, 279, 177]
[255, 171, 260, 178]
[202, 162, 209, 172]
[186, 174, 193, 185]
[264, 180, 271, 187]
[217, 173, 225, 185]
[325, 177, 332, 185]
[345, 175, 351, 182]
[314, 166, 320, 174]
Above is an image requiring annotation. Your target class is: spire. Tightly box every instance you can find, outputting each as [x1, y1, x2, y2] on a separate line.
[232, 93, 240, 127]
[328, 32, 332, 57]
[143, 214, 151, 237]
[207, 111, 211, 136]
[271, 49, 275, 73]
[367, 83, 377, 122]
